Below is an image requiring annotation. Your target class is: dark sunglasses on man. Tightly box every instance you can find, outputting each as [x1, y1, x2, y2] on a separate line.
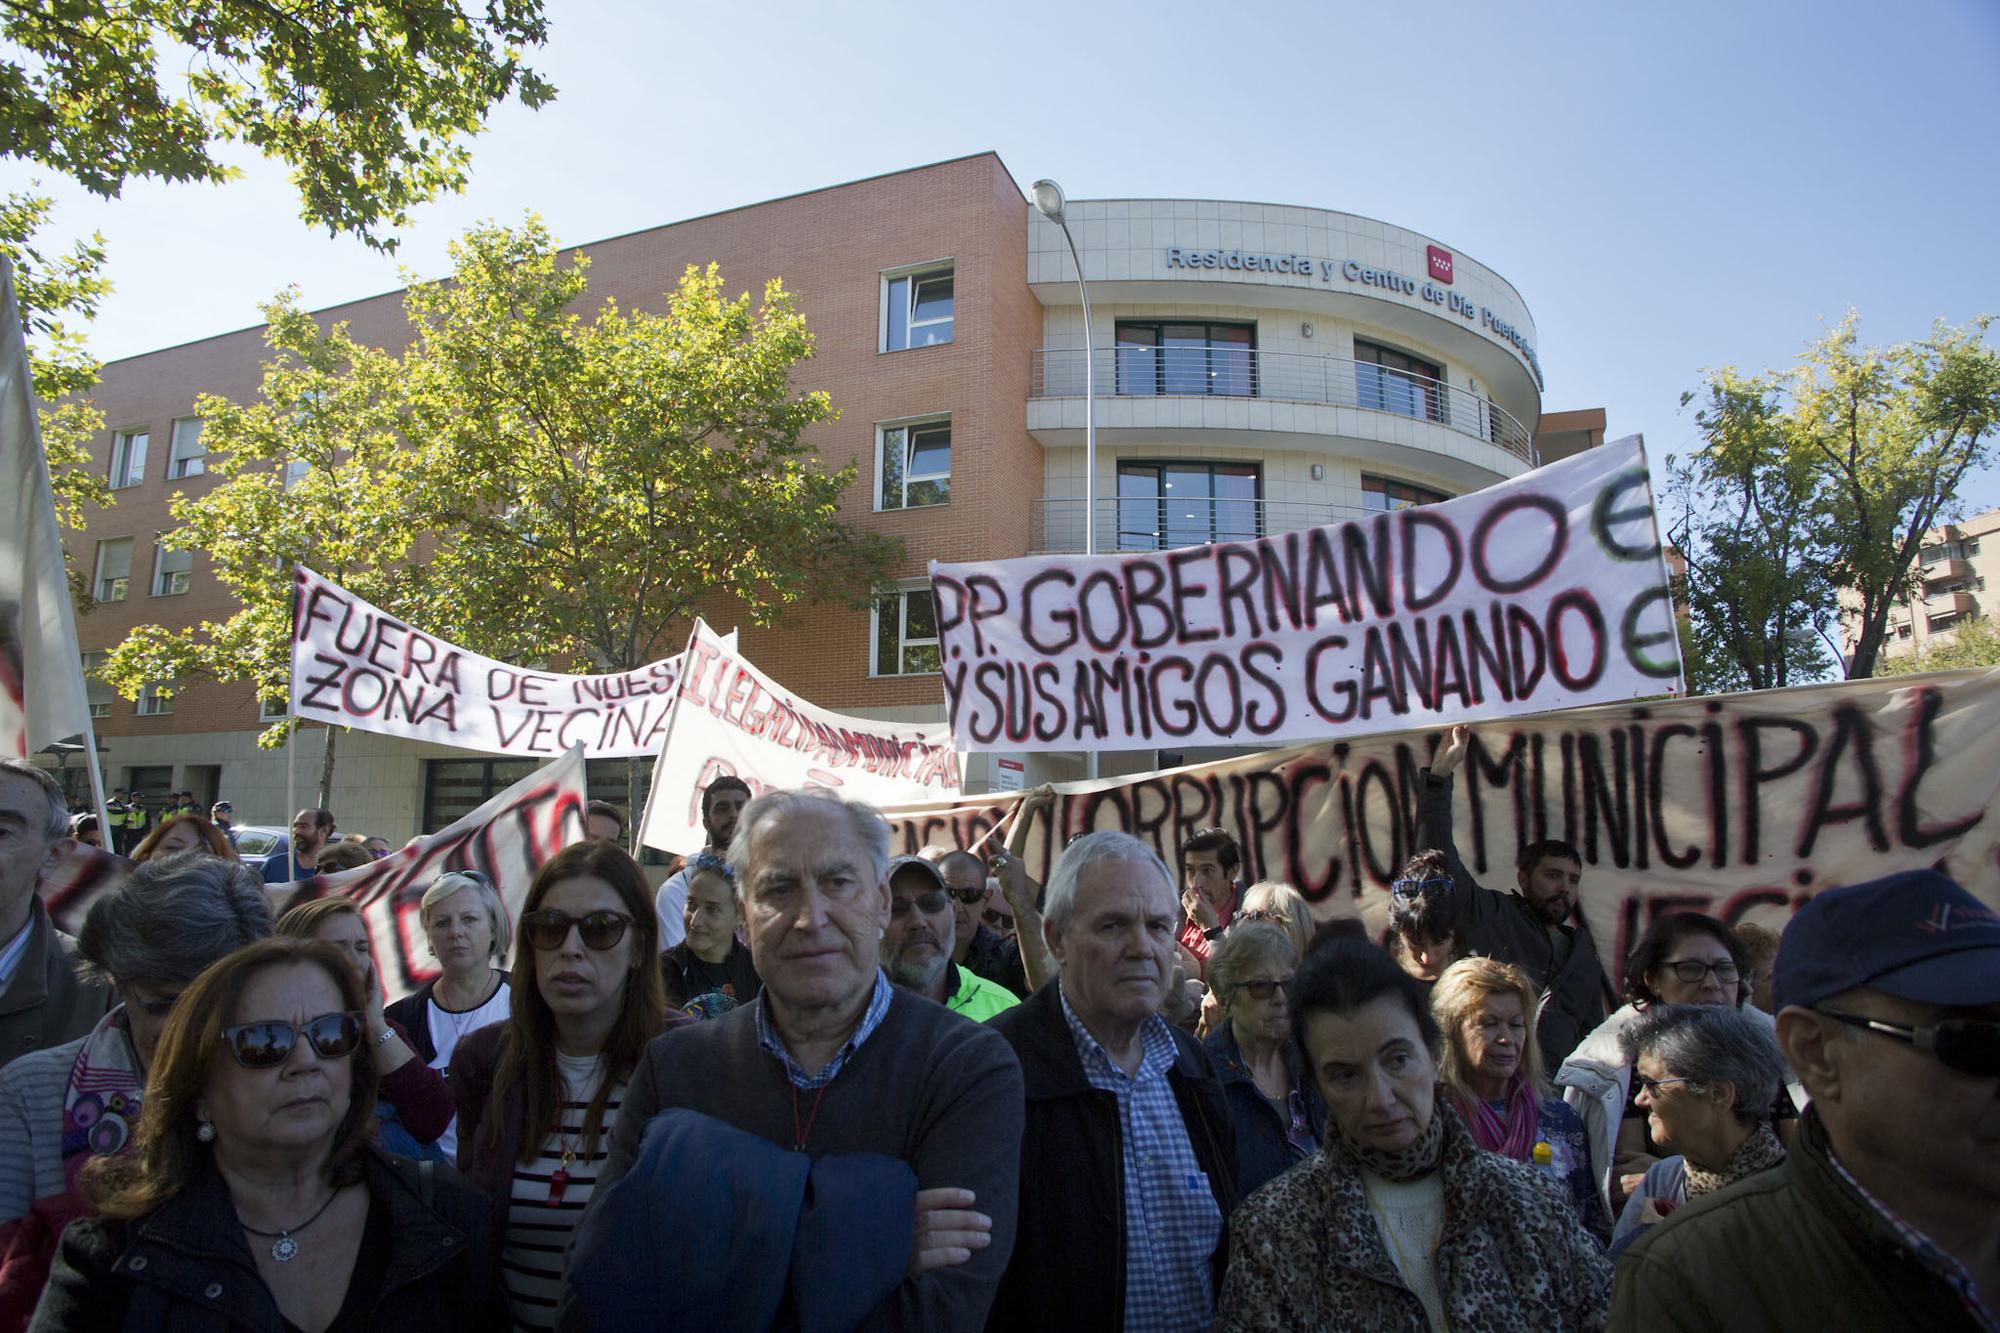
[891, 890, 951, 918]
[946, 887, 986, 906]
[521, 909, 634, 952]
[1816, 1009, 2000, 1079]
[219, 1012, 366, 1068]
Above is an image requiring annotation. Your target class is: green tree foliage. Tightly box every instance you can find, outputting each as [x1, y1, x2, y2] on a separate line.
[1877, 616, 2000, 677]
[2, 0, 554, 250]
[101, 219, 902, 804]
[1671, 314, 2000, 689]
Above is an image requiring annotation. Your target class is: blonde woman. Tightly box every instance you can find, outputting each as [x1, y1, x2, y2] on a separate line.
[1432, 957, 1609, 1245]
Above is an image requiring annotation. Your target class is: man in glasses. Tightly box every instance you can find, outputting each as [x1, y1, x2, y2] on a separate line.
[1420, 724, 1604, 1066]
[883, 855, 1018, 1022]
[652, 775, 752, 951]
[1611, 869, 2000, 1331]
[939, 851, 1029, 999]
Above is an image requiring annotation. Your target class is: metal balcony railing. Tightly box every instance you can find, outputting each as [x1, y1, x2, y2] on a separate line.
[1029, 346, 1536, 464]
[1032, 496, 1384, 555]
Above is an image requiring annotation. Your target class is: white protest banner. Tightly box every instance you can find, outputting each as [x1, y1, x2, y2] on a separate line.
[290, 566, 728, 758]
[928, 436, 1680, 752]
[882, 670, 2000, 972]
[638, 619, 961, 853]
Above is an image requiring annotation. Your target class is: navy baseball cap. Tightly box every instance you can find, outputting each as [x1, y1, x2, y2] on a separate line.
[886, 854, 946, 893]
[1774, 869, 2000, 1010]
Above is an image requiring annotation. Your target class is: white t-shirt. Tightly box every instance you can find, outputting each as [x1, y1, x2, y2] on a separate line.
[425, 977, 511, 1160]
[1362, 1167, 1446, 1332]
[652, 867, 692, 950]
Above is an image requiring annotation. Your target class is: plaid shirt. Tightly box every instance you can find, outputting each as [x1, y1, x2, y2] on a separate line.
[755, 968, 893, 1090]
[1827, 1148, 1999, 1332]
[1061, 987, 1221, 1333]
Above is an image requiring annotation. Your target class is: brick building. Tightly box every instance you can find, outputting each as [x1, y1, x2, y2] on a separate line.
[49, 152, 1594, 844]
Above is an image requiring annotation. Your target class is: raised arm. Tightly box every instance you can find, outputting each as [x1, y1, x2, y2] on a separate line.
[997, 788, 1058, 992]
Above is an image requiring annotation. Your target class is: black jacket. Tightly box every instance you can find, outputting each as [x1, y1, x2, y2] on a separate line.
[986, 981, 1240, 1333]
[1203, 1024, 1325, 1200]
[383, 974, 509, 1066]
[29, 1147, 502, 1332]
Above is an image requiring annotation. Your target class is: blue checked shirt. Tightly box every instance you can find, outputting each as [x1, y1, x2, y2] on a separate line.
[1061, 987, 1222, 1333]
[1829, 1146, 1999, 1331]
[755, 968, 894, 1090]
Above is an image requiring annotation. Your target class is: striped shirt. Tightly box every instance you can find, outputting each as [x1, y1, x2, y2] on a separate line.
[502, 1052, 623, 1330]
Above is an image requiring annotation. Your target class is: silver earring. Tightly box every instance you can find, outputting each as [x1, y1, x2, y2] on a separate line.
[196, 1119, 215, 1143]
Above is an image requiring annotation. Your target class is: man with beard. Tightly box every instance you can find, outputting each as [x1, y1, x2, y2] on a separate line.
[884, 856, 1017, 1022]
[261, 806, 335, 884]
[652, 775, 751, 950]
[1420, 724, 1605, 1066]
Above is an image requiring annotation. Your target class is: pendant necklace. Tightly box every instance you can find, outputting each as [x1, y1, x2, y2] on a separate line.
[548, 1125, 578, 1204]
[239, 1188, 342, 1263]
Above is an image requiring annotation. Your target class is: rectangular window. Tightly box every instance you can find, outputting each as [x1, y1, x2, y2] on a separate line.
[81, 652, 113, 719]
[1354, 340, 1447, 424]
[1115, 322, 1257, 397]
[168, 417, 206, 478]
[878, 418, 951, 510]
[872, 588, 941, 676]
[283, 459, 308, 490]
[1362, 475, 1451, 513]
[93, 538, 133, 602]
[136, 682, 175, 716]
[259, 693, 289, 722]
[109, 430, 148, 489]
[1928, 613, 1963, 633]
[1116, 461, 1262, 551]
[151, 543, 192, 596]
[421, 758, 539, 831]
[882, 265, 954, 350]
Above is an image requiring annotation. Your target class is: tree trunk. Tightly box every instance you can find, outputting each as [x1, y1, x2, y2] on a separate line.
[625, 755, 641, 854]
[318, 726, 338, 810]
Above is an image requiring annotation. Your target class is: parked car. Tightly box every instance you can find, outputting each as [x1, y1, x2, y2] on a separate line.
[229, 825, 288, 875]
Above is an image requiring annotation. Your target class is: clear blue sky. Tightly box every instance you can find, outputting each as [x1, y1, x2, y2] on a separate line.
[10, 0, 2000, 502]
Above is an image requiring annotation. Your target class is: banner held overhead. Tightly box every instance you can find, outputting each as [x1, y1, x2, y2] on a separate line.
[928, 436, 1681, 753]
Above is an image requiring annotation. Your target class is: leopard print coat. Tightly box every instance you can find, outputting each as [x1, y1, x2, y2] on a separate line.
[1216, 1103, 1612, 1332]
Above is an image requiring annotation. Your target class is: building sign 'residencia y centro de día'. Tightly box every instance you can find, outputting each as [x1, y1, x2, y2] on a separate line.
[1164, 245, 1543, 388]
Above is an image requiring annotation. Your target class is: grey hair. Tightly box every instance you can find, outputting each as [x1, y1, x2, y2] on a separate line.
[1241, 880, 1313, 957]
[76, 851, 275, 991]
[0, 759, 69, 842]
[1618, 1003, 1786, 1124]
[1043, 831, 1175, 933]
[1208, 920, 1298, 1002]
[420, 871, 512, 959]
[726, 791, 890, 893]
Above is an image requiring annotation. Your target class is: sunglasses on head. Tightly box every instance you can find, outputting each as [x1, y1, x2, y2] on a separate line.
[1818, 1009, 2000, 1078]
[521, 909, 634, 952]
[1390, 876, 1452, 901]
[891, 890, 950, 918]
[218, 1013, 365, 1069]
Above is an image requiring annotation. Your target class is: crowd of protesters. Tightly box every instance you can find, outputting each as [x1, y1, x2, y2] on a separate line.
[0, 747, 1995, 1332]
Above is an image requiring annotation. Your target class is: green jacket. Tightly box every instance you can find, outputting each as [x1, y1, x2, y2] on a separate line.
[944, 962, 1018, 1024]
[1611, 1108, 1995, 1331]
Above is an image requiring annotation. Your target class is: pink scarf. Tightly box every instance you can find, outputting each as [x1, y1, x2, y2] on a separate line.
[1446, 1075, 1541, 1161]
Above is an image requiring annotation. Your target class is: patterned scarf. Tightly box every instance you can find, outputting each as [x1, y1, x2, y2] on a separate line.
[61, 1006, 145, 1191]
[1444, 1074, 1542, 1161]
[1684, 1122, 1786, 1199]
[1339, 1102, 1446, 1183]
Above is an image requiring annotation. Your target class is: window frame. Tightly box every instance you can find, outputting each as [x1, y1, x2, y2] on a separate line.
[81, 651, 113, 719]
[1354, 338, 1448, 425]
[136, 682, 175, 717]
[168, 417, 206, 479]
[1114, 320, 1258, 397]
[1361, 474, 1451, 513]
[876, 415, 953, 511]
[109, 429, 149, 489]
[880, 260, 955, 353]
[1114, 460, 1265, 551]
[93, 537, 133, 603]
[870, 583, 942, 678]
[150, 541, 193, 597]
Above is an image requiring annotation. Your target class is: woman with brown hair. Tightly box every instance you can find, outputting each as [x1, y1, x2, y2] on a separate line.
[449, 841, 690, 1329]
[29, 937, 502, 1330]
[275, 899, 454, 1159]
[129, 813, 237, 864]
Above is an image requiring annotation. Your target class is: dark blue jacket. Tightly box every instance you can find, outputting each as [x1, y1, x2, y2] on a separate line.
[564, 1108, 915, 1333]
[1203, 1023, 1325, 1198]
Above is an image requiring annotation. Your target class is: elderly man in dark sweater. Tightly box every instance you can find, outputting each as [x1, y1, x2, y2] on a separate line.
[579, 791, 1024, 1331]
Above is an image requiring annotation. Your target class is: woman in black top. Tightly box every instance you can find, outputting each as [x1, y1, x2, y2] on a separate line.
[659, 853, 761, 1018]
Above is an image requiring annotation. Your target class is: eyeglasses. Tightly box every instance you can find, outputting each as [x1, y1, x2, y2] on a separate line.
[1237, 908, 1288, 927]
[1633, 1074, 1696, 1098]
[982, 908, 1014, 930]
[1818, 1010, 2000, 1078]
[891, 890, 951, 918]
[218, 1013, 365, 1069]
[521, 909, 634, 952]
[1660, 959, 1741, 986]
[946, 887, 987, 905]
[1233, 977, 1294, 1002]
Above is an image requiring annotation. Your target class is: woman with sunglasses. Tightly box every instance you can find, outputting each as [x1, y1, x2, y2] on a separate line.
[275, 899, 454, 1161]
[1201, 922, 1323, 1197]
[1554, 912, 1796, 1217]
[31, 936, 503, 1330]
[1608, 1004, 1788, 1257]
[448, 842, 689, 1330]
[383, 872, 513, 1160]
[1431, 957, 1609, 1246]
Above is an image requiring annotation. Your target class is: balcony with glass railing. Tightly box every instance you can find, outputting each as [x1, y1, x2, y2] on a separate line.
[1028, 346, 1536, 465]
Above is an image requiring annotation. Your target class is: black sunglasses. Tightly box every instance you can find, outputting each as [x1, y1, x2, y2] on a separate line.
[982, 907, 1014, 929]
[218, 1013, 365, 1069]
[522, 909, 634, 952]
[1818, 1009, 2000, 1078]
[891, 890, 950, 918]
[946, 887, 986, 905]
[1232, 977, 1294, 1002]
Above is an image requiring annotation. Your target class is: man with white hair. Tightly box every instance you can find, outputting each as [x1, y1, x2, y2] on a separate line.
[578, 791, 1024, 1329]
[988, 830, 1240, 1333]
[0, 760, 109, 1068]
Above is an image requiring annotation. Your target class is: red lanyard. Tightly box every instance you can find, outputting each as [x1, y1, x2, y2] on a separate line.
[790, 1081, 831, 1152]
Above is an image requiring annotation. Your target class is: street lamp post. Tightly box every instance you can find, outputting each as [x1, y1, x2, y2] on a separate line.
[1032, 178, 1101, 780]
